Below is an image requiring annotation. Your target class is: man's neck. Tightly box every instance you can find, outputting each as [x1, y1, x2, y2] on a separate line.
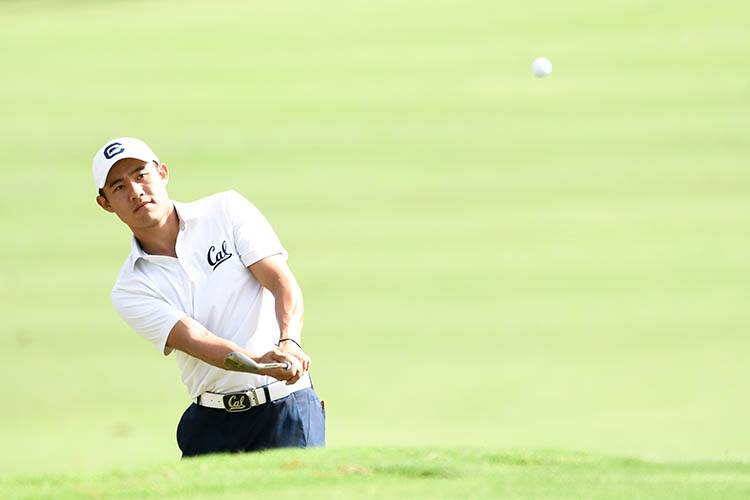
[132, 204, 180, 258]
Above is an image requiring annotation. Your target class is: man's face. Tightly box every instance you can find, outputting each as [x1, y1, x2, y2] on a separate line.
[96, 158, 172, 230]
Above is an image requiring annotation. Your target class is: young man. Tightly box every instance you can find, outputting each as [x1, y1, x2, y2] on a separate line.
[93, 137, 324, 456]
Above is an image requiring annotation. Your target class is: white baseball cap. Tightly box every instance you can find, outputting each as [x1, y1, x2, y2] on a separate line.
[92, 137, 160, 190]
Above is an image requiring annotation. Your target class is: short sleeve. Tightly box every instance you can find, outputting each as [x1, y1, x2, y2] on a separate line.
[111, 287, 186, 356]
[223, 190, 287, 267]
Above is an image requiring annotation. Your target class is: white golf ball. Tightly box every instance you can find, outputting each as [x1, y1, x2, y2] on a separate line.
[531, 57, 552, 77]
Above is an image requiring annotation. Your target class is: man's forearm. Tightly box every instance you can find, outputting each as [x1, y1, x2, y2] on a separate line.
[274, 279, 304, 344]
[166, 316, 247, 368]
[248, 255, 306, 344]
[270, 277, 310, 373]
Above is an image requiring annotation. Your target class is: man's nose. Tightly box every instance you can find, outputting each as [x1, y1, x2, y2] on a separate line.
[128, 181, 145, 199]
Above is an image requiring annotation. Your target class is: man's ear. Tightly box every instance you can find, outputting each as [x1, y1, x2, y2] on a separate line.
[96, 194, 115, 213]
[158, 162, 169, 186]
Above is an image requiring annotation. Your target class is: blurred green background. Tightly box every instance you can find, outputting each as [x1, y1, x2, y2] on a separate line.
[1, 0, 748, 476]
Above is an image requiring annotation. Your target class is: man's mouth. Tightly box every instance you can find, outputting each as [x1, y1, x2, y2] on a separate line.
[135, 201, 152, 212]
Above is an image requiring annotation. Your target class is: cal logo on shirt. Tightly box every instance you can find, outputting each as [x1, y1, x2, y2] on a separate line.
[207, 240, 233, 270]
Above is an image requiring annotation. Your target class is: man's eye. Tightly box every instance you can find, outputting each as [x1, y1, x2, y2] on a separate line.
[114, 185, 124, 191]
[138, 173, 148, 179]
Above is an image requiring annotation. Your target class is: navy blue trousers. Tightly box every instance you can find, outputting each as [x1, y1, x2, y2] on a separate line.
[176, 387, 325, 457]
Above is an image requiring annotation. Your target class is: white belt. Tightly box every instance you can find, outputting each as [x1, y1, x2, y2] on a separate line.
[195, 373, 311, 412]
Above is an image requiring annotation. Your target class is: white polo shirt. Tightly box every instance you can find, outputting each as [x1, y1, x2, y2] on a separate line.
[111, 190, 287, 398]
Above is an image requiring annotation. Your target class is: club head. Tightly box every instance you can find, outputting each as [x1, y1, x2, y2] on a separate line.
[223, 352, 289, 372]
[223, 352, 261, 372]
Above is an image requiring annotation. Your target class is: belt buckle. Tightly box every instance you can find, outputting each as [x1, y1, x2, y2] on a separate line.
[222, 389, 259, 412]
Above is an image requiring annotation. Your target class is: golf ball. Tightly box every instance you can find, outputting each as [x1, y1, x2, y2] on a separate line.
[531, 57, 552, 77]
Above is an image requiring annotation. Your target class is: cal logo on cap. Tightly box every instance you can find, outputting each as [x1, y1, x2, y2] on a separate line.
[104, 142, 125, 160]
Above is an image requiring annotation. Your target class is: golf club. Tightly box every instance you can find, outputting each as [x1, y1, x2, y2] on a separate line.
[223, 351, 290, 372]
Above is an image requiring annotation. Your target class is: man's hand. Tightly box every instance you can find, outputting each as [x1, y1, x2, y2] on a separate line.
[256, 348, 304, 385]
[278, 339, 310, 373]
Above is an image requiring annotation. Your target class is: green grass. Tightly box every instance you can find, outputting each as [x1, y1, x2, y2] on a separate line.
[1, 0, 749, 483]
[2, 447, 749, 500]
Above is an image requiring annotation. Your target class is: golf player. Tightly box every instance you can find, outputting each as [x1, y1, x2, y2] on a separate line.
[93, 137, 325, 456]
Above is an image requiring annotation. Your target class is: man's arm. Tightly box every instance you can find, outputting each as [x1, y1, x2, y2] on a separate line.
[166, 315, 298, 382]
[249, 254, 310, 374]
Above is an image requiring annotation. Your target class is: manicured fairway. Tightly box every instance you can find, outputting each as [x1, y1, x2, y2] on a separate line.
[3, 447, 750, 500]
[1, 0, 749, 481]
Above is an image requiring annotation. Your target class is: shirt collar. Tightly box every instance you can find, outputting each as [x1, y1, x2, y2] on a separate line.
[129, 234, 149, 269]
[173, 200, 199, 224]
